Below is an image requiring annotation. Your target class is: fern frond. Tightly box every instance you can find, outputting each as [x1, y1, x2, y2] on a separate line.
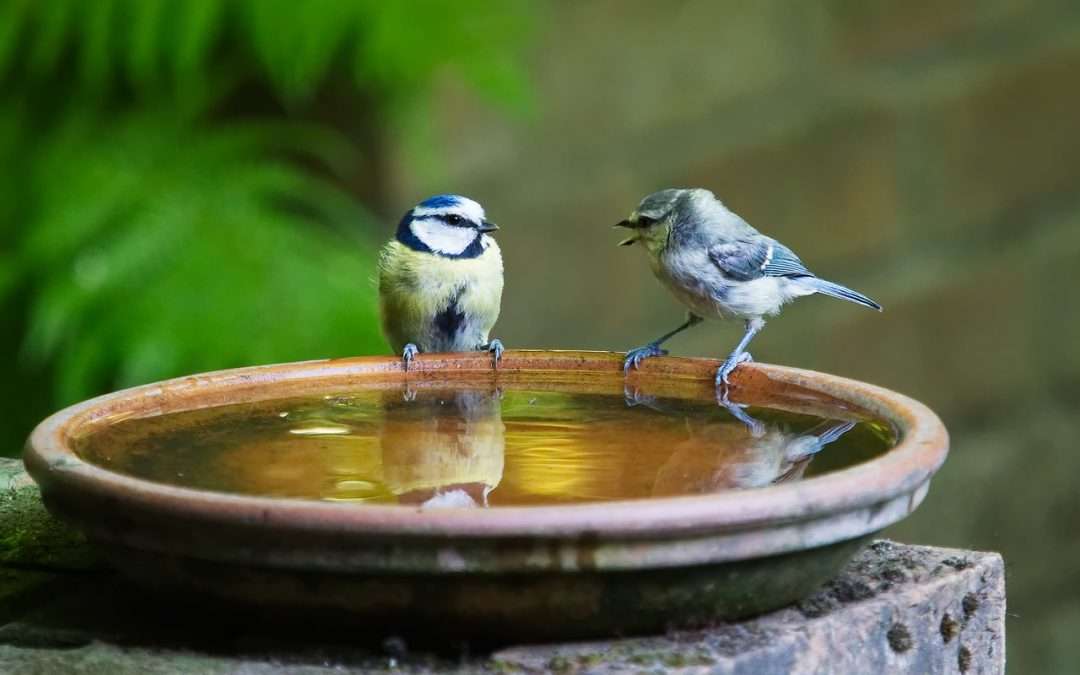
[17, 108, 387, 403]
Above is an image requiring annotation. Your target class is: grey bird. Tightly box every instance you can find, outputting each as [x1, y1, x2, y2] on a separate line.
[615, 188, 881, 386]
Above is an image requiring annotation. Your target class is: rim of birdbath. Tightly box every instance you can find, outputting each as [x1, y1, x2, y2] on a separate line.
[23, 350, 948, 573]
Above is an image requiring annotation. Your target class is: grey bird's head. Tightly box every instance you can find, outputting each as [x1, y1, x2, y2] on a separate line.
[614, 188, 719, 255]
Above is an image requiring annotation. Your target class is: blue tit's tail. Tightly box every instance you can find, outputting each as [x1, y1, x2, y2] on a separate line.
[798, 277, 882, 311]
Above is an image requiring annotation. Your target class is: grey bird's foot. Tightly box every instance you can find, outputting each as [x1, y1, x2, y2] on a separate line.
[716, 390, 766, 438]
[484, 339, 504, 368]
[623, 342, 668, 373]
[715, 351, 753, 386]
[623, 384, 658, 410]
[401, 343, 419, 371]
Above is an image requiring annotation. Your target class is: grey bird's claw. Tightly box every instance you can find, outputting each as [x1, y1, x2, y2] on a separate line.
[623, 384, 655, 409]
[715, 390, 767, 438]
[401, 343, 419, 371]
[623, 384, 671, 413]
[715, 351, 753, 386]
[623, 342, 668, 373]
[485, 339, 504, 368]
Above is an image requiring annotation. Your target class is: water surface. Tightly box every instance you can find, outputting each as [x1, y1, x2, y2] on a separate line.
[75, 385, 894, 507]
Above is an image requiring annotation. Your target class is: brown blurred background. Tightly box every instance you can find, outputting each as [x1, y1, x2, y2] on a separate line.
[394, 3, 1080, 671]
[3, 1, 1078, 671]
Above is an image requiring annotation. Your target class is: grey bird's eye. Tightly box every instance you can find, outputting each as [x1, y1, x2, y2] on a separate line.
[445, 214, 463, 225]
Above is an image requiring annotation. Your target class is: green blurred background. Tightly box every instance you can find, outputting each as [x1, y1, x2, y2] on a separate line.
[2, 1, 1078, 671]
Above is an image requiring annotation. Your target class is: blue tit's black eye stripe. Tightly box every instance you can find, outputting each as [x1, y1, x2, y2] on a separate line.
[438, 213, 469, 227]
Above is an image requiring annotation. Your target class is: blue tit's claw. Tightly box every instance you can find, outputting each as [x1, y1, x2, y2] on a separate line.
[622, 343, 668, 374]
[485, 339, 505, 368]
[715, 351, 753, 386]
[402, 343, 419, 371]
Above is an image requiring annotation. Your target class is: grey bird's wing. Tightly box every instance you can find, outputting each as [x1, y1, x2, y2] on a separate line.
[708, 238, 812, 281]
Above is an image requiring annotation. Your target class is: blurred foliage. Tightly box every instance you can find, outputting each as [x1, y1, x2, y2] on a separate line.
[0, 0, 534, 454]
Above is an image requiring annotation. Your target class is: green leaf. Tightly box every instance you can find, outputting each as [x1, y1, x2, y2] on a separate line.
[19, 108, 388, 404]
[243, 0, 358, 104]
[27, 0, 74, 76]
[0, 0, 31, 79]
[169, 0, 223, 79]
[127, 0, 168, 87]
[79, 0, 117, 89]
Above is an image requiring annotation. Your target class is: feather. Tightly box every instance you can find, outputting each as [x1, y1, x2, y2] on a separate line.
[708, 238, 811, 281]
[794, 277, 882, 311]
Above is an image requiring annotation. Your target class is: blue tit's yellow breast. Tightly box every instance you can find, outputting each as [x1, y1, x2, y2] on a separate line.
[378, 239, 503, 352]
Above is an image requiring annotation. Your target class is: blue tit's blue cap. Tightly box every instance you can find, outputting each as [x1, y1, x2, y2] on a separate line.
[418, 194, 462, 209]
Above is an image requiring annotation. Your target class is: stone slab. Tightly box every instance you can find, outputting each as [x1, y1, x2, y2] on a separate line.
[492, 540, 1004, 674]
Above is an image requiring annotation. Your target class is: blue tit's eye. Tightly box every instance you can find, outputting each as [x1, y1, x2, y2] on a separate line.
[445, 214, 463, 226]
[637, 216, 655, 227]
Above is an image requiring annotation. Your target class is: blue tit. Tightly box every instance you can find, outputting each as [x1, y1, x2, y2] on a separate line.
[378, 194, 504, 369]
[380, 388, 504, 508]
[615, 188, 881, 386]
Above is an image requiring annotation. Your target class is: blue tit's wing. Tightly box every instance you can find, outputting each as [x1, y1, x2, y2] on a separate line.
[708, 238, 812, 281]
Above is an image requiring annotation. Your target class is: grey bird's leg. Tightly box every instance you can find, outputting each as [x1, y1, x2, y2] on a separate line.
[716, 317, 765, 386]
[715, 391, 767, 438]
[482, 338, 505, 368]
[624, 314, 703, 373]
[402, 343, 420, 371]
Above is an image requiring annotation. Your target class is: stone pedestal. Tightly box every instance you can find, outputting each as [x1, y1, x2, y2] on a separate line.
[0, 458, 1004, 673]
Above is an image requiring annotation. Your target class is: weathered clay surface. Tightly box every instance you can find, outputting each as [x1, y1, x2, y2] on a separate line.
[1, 458, 1003, 674]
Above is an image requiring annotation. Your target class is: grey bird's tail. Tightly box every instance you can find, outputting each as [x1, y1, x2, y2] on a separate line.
[799, 277, 882, 311]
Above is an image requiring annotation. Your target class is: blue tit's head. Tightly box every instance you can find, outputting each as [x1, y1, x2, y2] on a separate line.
[396, 194, 498, 259]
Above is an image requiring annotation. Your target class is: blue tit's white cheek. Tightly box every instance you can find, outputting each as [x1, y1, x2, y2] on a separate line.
[410, 219, 478, 255]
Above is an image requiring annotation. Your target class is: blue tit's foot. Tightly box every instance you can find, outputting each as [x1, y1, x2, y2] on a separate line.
[484, 339, 504, 368]
[715, 351, 753, 386]
[401, 343, 419, 371]
[623, 342, 668, 373]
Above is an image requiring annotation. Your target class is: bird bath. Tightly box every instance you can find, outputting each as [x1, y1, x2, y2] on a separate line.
[23, 351, 947, 641]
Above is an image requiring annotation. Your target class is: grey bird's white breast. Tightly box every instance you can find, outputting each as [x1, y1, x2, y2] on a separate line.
[652, 247, 805, 320]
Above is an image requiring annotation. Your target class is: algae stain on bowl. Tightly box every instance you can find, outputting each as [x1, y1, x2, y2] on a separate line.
[73, 385, 895, 507]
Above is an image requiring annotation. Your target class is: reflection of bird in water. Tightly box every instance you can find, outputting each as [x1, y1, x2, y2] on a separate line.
[627, 387, 855, 495]
[379, 388, 505, 508]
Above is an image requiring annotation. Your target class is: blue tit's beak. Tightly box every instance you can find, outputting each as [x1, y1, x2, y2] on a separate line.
[478, 220, 499, 233]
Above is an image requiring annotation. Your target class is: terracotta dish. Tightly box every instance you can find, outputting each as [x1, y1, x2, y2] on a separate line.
[24, 351, 948, 640]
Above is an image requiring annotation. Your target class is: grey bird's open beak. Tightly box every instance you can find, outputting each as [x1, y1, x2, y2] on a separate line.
[478, 221, 499, 233]
[614, 219, 636, 246]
